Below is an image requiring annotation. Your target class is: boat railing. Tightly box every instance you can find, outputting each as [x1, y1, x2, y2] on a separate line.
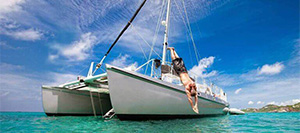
[135, 59, 227, 102]
[187, 69, 227, 102]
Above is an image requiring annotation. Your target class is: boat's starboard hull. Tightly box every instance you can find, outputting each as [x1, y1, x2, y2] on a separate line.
[106, 65, 229, 120]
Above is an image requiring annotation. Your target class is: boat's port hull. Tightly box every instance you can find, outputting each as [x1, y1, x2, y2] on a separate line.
[106, 65, 228, 120]
[42, 86, 112, 116]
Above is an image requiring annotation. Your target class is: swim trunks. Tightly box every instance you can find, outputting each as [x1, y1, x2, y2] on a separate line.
[172, 58, 188, 75]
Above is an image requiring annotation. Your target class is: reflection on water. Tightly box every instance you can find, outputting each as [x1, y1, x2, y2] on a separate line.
[1, 112, 299, 132]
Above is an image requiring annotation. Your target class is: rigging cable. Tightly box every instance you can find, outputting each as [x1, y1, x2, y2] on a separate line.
[181, 0, 200, 62]
[174, 0, 194, 65]
[62, 65, 90, 85]
[145, 0, 167, 74]
[149, 0, 167, 59]
[131, 24, 162, 59]
[129, 24, 148, 61]
[137, 39, 148, 61]
[186, 30, 194, 65]
[188, 0, 205, 60]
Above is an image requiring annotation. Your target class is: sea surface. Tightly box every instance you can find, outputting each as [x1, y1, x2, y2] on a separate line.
[0, 112, 299, 132]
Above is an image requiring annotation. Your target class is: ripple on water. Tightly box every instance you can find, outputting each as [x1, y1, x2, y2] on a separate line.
[1, 112, 299, 132]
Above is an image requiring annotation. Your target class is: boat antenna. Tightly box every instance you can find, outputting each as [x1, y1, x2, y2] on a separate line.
[93, 0, 148, 74]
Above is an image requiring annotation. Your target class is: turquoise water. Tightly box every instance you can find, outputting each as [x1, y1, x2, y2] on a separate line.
[1, 112, 299, 132]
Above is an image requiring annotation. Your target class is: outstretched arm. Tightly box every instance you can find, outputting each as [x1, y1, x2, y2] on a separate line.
[185, 88, 194, 108]
[192, 85, 199, 114]
[194, 94, 198, 106]
[193, 92, 199, 113]
[185, 86, 198, 113]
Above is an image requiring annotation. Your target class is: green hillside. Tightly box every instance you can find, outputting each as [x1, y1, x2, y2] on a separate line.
[242, 102, 300, 113]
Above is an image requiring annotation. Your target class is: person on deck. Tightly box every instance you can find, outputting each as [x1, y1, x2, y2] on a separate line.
[167, 47, 199, 113]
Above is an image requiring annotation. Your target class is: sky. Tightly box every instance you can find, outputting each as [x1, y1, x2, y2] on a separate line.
[0, 0, 299, 112]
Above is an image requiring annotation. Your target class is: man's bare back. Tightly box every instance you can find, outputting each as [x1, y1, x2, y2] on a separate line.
[167, 47, 199, 113]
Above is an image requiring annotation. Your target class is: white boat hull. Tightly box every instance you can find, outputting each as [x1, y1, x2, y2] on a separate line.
[106, 65, 229, 120]
[42, 86, 112, 116]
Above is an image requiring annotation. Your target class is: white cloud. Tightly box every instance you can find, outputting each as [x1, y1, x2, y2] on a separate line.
[51, 32, 97, 62]
[229, 76, 300, 108]
[258, 62, 284, 75]
[2, 21, 19, 29]
[267, 101, 277, 105]
[279, 99, 300, 106]
[0, 0, 25, 15]
[110, 54, 138, 70]
[60, 32, 96, 61]
[48, 54, 58, 62]
[8, 28, 43, 41]
[110, 54, 130, 68]
[189, 56, 217, 78]
[248, 101, 254, 105]
[124, 62, 139, 71]
[257, 101, 264, 104]
[47, 72, 78, 85]
[0, 19, 44, 41]
[267, 99, 300, 106]
[234, 88, 242, 94]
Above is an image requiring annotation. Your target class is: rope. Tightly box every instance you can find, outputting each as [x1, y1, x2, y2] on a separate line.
[89, 89, 96, 117]
[98, 93, 104, 116]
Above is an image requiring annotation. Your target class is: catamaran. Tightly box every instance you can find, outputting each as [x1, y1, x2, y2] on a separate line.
[42, 0, 229, 119]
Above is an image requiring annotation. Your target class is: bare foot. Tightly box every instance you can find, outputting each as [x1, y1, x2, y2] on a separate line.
[193, 106, 199, 114]
[167, 47, 174, 50]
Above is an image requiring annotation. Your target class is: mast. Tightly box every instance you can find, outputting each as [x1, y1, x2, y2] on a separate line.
[162, 0, 171, 65]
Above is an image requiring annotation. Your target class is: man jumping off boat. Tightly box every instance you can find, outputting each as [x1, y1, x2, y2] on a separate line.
[167, 47, 199, 113]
